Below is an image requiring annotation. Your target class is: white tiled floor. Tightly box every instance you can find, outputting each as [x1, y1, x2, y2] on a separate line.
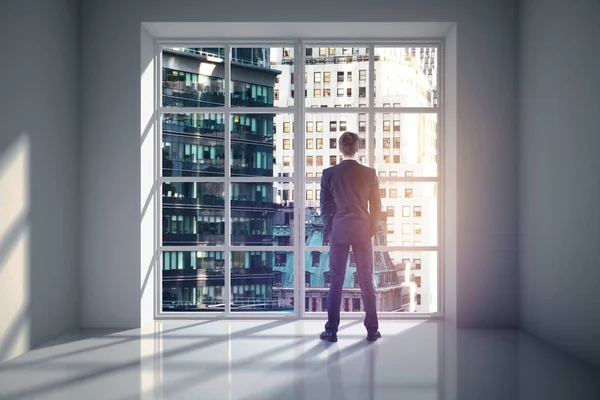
[0, 320, 599, 400]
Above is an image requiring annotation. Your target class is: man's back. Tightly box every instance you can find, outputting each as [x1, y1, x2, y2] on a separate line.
[320, 160, 381, 244]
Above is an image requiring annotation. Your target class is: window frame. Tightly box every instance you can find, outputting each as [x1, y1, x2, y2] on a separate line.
[155, 39, 444, 320]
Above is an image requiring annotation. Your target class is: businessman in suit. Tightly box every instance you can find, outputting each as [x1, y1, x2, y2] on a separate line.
[319, 131, 382, 342]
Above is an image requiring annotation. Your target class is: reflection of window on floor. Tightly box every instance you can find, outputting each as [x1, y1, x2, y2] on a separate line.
[353, 298, 361, 312]
[416, 294, 421, 305]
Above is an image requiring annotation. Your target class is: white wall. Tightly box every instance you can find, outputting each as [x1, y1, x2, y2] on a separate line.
[80, 0, 519, 329]
[0, 0, 80, 362]
[519, 0, 600, 366]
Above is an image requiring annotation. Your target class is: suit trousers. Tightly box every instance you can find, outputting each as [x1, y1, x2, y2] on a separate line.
[325, 239, 379, 334]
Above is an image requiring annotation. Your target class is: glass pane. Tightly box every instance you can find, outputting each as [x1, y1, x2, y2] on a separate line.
[377, 182, 437, 247]
[374, 113, 437, 177]
[162, 113, 225, 177]
[162, 48, 225, 107]
[162, 251, 225, 312]
[231, 182, 294, 246]
[303, 112, 368, 176]
[162, 182, 225, 246]
[374, 46, 439, 107]
[233, 113, 293, 177]
[375, 250, 438, 312]
[304, 46, 369, 108]
[231, 251, 294, 312]
[231, 47, 292, 107]
[303, 250, 413, 313]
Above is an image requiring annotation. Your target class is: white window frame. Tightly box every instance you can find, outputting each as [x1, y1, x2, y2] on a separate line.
[154, 39, 444, 320]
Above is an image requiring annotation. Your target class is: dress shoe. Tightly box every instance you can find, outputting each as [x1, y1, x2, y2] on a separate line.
[366, 331, 382, 342]
[320, 331, 338, 342]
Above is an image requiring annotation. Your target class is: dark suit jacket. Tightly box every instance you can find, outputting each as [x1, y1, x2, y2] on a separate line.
[320, 159, 381, 244]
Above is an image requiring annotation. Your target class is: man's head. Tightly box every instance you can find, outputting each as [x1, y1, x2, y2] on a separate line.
[338, 131, 359, 158]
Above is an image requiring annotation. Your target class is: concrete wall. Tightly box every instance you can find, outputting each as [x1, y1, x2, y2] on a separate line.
[80, 0, 519, 329]
[519, 0, 600, 366]
[0, 0, 80, 362]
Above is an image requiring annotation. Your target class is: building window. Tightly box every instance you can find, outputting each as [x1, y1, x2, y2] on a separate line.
[316, 139, 323, 149]
[383, 138, 391, 148]
[306, 190, 314, 200]
[306, 121, 314, 132]
[379, 171, 387, 177]
[324, 72, 331, 82]
[311, 251, 320, 266]
[329, 138, 337, 149]
[393, 137, 400, 148]
[383, 120, 391, 131]
[414, 206, 422, 217]
[316, 121, 323, 132]
[337, 72, 344, 82]
[415, 276, 421, 288]
[405, 170, 414, 177]
[314, 89, 321, 98]
[359, 70, 366, 80]
[316, 156, 323, 166]
[387, 206, 395, 217]
[306, 156, 314, 166]
[316, 190, 321, 200]
[330, 156, 337, 166]
[340, 120, 347, 131]
[306, 172, 314, 177]
[306, 138, 314, 149]
[359, 138, 366, 149]
[347, 88, 352, 97]
[283, 47, 291, 57]
[283, 156, 291, 166]
[416, 294, 421, 305]
[359, 87, 366, 98]
[323, 89, 331, 98]
[402, 206, 410, 217]
[283, 139, 291, 150]
[319, 47, 326, 56]
[405, 188, 413, 198]
[414, 259, 422, 270]
[402, 223, 411, 234]
[390, 189, 398, 198]
[359, 121, 366, 132]
[283, 122, 290, 133]
[329, 47, 336, 55]
[390, 171, 398, 177]
[379, 189, 386, 198]
[306, 47, 312, 57]
[393, 120, 400, 131]
[414, 224, 422, 235]
[347, 71, 352, 82]
[330, 121, 337, 131]
[393, 155, 400, 163]
[274, 89, 279, 100]
[337, 88, 344, 97]
[314, 72, 321, 83]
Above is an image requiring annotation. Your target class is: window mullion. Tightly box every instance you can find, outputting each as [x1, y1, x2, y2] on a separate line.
[224, 44, 232, 315]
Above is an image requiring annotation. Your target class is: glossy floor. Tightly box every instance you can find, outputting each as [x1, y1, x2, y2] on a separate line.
[0, 320, 599, 400]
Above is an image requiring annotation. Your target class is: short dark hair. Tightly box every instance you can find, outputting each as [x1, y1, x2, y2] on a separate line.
[338, 131, 359, 157]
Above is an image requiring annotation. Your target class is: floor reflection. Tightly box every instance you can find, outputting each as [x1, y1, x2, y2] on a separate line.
[0, 320, 598, 400]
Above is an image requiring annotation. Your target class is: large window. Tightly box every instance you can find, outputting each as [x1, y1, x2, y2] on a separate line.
[159, 43, 441, 315]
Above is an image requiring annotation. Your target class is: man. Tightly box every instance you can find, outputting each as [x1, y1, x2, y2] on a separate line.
[319, 131, 382, 342]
